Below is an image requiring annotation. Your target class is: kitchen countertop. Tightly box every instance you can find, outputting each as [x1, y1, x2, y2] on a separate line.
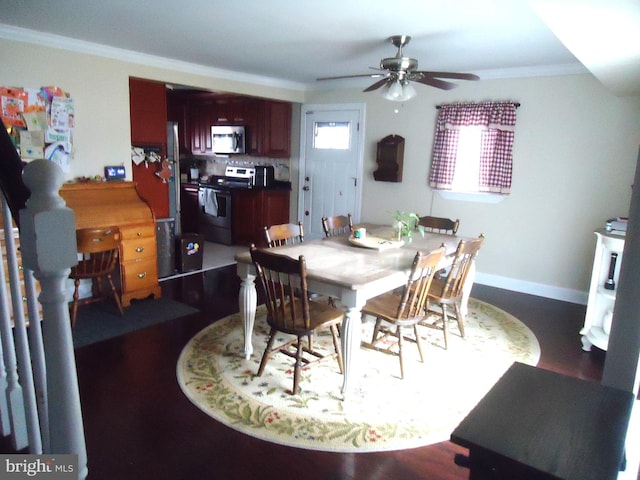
[183, 181, 291, 191]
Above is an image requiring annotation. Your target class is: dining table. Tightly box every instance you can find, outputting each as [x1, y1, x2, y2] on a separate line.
[234, 224, 477, 398]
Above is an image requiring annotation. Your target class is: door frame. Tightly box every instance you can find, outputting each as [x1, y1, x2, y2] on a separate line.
[298, 103, 366, 225]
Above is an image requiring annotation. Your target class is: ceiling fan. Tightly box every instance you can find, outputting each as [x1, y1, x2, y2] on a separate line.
[317, 35, 480, 101]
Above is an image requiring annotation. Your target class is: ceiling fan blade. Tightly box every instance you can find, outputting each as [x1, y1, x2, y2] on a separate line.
[412, 76, 458, 90]
[363, 78, 391, 92]
[317, 73, 385, 81]
[414, 71, 480, 81]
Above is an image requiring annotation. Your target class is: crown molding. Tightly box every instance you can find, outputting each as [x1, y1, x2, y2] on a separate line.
[473, 62, 589, 80]
[0, 23, 306, 92]
[0, 23, 590, 94]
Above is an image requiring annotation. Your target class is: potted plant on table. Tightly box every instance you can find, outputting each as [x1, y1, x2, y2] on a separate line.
[393, 211, 425, 244]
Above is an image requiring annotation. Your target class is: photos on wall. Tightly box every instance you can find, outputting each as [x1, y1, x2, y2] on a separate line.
[0, 86, 74, 173]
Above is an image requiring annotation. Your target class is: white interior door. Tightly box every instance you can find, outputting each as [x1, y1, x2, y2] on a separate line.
[299, 104, 365, 240]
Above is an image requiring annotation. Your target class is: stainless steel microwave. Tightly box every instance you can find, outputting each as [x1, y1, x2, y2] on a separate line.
[211, 125, 245, 154]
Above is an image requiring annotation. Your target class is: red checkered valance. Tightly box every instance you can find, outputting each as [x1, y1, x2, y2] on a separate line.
[429, 101, 518, 194]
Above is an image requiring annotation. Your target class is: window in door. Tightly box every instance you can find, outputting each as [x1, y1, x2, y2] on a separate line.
[313, 121, 350, 150]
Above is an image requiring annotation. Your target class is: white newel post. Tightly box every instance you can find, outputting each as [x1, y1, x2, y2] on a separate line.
[18, 160, 87, 479]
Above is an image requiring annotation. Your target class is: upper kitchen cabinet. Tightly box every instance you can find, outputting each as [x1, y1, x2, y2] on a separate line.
[262, 100, 291, 158]
[179, 92, 291, 158]
[166, 89, 191, 154]
[244, 99, 263, 155]
[189, 96, 214, 154]
[212, 97, 263, 155]
[129, 78, 167, 147]
[129, 77, 169, 219]
[212, 97, 251, 125]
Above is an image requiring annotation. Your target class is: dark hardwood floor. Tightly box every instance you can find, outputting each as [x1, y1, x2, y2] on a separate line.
[1, 265, 606, 479]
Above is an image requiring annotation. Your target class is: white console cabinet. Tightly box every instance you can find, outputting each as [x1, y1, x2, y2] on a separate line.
[581, 229, 625, 351]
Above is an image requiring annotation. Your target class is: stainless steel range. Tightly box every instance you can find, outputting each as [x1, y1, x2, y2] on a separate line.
[197, 166, 255, 244]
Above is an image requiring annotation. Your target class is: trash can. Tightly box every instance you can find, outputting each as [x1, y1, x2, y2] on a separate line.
[176, 234, 204, 273]
[156, 218, 176, 278]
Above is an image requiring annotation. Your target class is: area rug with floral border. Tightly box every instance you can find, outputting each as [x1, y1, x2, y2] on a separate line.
[177, 298, 540, 453]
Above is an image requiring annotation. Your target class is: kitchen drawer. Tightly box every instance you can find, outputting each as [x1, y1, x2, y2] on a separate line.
[120, 237, 156, 262]
[122, 258, 158, 292]
[119, 223, 156, 240]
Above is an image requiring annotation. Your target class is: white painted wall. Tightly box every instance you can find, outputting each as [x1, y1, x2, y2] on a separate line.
[1, 37, 639, 301]
[307, 75, 640, 301]
[0, 38, 304, 181]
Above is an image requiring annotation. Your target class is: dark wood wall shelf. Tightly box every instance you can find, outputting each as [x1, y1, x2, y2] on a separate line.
[373, 135, 404, 182]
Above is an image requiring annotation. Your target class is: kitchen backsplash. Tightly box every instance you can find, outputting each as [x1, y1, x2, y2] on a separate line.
[187, 154, 290, 181]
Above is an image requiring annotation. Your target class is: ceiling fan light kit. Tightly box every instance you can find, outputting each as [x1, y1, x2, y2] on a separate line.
[381, 80, 417, 102]
[317, 35, 480, 102]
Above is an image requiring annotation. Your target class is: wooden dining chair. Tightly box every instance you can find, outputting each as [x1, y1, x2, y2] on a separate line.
[250, 245, 344, 395]
[264, 221, 304, 247]
[69, 227, 124, 327]
[418, 215, 460, 235]
[321, 214, 353, 237]
[420, 234, 485, 349]
[360, 246, 446, 379]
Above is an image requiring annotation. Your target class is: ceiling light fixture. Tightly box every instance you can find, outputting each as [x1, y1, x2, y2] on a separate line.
[318, 35, 479, 99]
[381, 79, 417, 102]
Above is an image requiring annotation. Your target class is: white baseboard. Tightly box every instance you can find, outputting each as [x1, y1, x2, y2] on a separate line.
[475, 272, 588, 305]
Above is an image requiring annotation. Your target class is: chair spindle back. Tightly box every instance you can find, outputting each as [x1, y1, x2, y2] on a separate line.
[321, 214, 353, 237]
[250, 245, 311, 331]
[418, 216, 460, 235]
[440, 234, 485, 299]
[395, 246, 446, 319]
[264, 222, 304, 248]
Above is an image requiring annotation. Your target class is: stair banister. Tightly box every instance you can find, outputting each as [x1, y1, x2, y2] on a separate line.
[1, 198, 41, 452]
[0, 201, 28, 450]
[19, 159, 87, 479]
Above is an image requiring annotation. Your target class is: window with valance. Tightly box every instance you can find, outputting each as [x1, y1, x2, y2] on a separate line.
[428, 101, 519, 195]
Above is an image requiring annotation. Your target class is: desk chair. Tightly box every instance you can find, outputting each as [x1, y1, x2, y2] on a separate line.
[70, 227, 123, 326]
[264, 221, 304, 247]
[360, 247, 445, 379]
[420, 234, 485, 349]
[321, 214, 353, 237]
[250, 245, 343, 395]
[418, 216, 460, 235]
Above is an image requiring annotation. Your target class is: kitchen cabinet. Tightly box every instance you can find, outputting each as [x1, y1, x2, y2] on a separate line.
[180, 183, 200, 233]
[129, 77, 169, 219]
[212, 97, 251, 125]
[244, 100, 263, 155]
[166, 90, 191, 154]
[262, 100, 291, 158]
[580, 229, 625, 351]
[188, 97, 215, 154]
[178, 92, 290, 158]
[231, 188, 290, 247]
[129, 77, 167, 146]
[216, 97, 264, 155]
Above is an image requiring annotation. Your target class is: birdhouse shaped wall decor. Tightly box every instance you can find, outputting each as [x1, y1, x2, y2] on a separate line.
[373, 134, 404, 182]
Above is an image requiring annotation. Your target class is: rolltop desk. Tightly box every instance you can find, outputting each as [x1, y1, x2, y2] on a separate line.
[60, 182, 161, 307]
